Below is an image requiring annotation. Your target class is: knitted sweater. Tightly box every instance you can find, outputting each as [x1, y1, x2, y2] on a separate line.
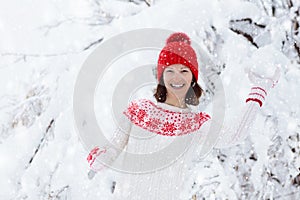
[87, 97, 261, 200]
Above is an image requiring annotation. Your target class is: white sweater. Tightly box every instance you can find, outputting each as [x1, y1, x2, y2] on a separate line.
[87, 98, 261, 200]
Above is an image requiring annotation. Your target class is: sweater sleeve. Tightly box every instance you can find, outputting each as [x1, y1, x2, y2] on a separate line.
[203, 64, 280, 149]
[213, 86, 267, 149]
[213, 100, 260, 148]
[87, 113, 132, 172]
[190, 89, 261, 160]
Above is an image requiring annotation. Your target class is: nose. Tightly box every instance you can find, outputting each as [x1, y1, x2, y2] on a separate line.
[172, 71, 184, 80]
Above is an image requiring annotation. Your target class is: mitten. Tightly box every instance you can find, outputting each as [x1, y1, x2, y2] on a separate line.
[245, 66, 280, 107]
[87, 146, 108, 171]
[86, 114, 132, 179]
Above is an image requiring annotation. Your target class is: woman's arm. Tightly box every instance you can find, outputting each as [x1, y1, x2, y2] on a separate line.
[87, 114, 132, 173]
[213, 95, 261, 148]
[214, 68, 280, 149]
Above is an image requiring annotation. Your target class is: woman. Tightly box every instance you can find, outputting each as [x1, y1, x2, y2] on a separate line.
[87, 32, 280, 199]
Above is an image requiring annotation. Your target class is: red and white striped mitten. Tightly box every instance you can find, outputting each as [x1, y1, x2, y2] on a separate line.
[245, 67, 280, 107]
[246, 86, 267, 107]
[87, 146, 107, 172]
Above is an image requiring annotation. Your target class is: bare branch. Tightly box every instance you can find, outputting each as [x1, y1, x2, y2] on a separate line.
[229, 28, 259, 48]
[229, 18, 267, 48]
[26, 119, 55, 169]
[83, 38, 104, 51]
[286, 0, 293, 8]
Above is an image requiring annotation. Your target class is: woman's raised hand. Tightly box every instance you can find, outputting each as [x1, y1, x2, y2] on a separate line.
[244, 66, 281, 107]
[245, 66, 281, 90]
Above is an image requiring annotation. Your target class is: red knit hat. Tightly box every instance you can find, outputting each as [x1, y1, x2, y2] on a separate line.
[157, 32, 198, 82]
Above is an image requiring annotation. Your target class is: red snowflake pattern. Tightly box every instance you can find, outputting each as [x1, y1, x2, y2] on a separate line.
[127, 102, 139, 116]
[178, 118, 193, 133]
[162, 121, 177, 136]
[145, 118, 161, 130]
[137, 109, 147, 122]
[123, 99, 211, 136]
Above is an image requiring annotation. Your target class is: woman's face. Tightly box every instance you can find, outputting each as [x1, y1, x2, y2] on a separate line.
[163, 64, 193, 100]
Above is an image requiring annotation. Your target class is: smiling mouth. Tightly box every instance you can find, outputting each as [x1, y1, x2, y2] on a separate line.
[170, 83, 185, 89]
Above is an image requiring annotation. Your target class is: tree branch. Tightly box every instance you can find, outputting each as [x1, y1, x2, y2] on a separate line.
[26, 119, 54, 169]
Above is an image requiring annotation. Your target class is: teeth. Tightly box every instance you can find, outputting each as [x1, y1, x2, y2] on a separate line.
[171, 84, 184, 88]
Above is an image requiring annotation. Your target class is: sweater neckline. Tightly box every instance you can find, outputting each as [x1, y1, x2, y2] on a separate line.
[155, 101, 192, 113]
[123, 99, 211, 136]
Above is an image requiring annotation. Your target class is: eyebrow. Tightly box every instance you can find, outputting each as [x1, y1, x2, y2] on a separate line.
[167, 67, 190, 70]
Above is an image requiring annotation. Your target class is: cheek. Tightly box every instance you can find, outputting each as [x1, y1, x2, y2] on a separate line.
[163, 73, 171, 83]
[185, 73, 193, 83]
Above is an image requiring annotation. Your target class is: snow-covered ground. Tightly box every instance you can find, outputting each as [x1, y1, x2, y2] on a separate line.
[0, 0, 299, 199]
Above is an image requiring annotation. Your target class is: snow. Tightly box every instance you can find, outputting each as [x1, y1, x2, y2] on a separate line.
[0, 0, 300, 199]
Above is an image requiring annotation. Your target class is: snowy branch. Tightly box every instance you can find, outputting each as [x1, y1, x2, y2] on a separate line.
[83, 38, 104, 51]
[229, 18, 267, 48]
[26, 119, 55, 169]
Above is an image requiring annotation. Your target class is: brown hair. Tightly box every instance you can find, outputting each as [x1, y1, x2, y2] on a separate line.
[153, 75, 203, 106]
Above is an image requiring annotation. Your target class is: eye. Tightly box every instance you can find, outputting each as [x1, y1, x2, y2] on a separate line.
[166, 69, 174, 73]
[181, 69, 189, 73]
